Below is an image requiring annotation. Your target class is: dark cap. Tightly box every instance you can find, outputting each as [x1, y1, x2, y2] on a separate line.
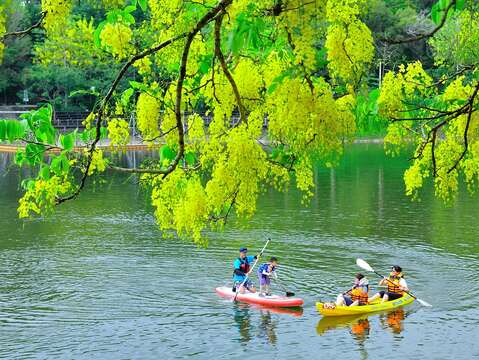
[239, 247, 248, 253]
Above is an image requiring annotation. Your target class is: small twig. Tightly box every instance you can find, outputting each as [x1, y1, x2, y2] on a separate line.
[1, 12, 46, 41]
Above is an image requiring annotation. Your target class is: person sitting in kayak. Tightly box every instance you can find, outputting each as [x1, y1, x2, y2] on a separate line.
[257, 257, 278, 296]
[232, 247, 257, 294]
[368, 265, 409, 303]
[335, 273, 369, 307]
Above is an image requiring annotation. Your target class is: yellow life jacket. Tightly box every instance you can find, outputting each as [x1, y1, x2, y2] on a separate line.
[350, 287, 369, 305]
[387, 272, 404, 294]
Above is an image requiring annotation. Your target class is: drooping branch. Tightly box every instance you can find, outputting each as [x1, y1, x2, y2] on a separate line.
[446, 82, 479, 174]
[0, 12, 46, 41]
[214, 13, 247, 124]
[380, 0, 456, 44]
[56, 0, 233, 204]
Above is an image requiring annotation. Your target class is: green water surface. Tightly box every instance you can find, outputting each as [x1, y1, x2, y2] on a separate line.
[0, 144, 478, 359]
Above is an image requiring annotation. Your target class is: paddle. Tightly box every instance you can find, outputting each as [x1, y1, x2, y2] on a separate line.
[273, 278, 295, 297]
[356, 258, 432, 307]
[233, 238, 270, 302]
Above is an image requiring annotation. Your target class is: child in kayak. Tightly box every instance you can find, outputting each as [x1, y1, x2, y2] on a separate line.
[232, 247, 257, 294]
[368, 265, 409, 303]
[335, 273, 369, 307]
[257, 257, 278, 296]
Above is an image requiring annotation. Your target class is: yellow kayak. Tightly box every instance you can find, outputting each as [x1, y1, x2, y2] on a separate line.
[316, 294, 414, 317]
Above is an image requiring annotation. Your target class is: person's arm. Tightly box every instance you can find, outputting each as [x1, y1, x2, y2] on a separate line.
[247, 255, 256, 263]
[399, 278, 409, 291]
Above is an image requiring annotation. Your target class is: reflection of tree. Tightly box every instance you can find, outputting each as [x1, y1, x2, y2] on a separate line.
[258, 310, 277, 345]
[233, 304, 251, 344]
[380, 309, 405, 334]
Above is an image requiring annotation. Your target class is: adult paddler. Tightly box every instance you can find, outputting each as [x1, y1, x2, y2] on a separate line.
[368, 265, 409, 303]
[232, 247, 257, 294]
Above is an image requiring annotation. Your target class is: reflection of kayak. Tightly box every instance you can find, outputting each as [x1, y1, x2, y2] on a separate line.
[316, 313, 369, 335]
[316, 294, 414, 316]
[215, 286, 304, 307]
[254, 304, 304, 317]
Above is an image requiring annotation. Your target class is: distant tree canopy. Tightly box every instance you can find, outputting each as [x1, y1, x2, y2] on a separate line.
[0, 0, 478, 244]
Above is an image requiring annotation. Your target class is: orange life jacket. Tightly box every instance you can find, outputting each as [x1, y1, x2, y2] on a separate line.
[350, 287, 369, 305]
[386, 272, 404, 294]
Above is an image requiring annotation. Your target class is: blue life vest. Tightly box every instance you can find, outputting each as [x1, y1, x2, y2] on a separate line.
[258, 263, 276, 276]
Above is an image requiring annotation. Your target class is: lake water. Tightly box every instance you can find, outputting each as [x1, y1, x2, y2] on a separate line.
[0, 144, 478, 359]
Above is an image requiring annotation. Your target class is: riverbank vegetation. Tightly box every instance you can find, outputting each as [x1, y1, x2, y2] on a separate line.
[0, 0, 478, 243]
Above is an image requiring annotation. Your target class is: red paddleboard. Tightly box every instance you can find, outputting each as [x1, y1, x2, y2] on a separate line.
[215, 286, 304, 307]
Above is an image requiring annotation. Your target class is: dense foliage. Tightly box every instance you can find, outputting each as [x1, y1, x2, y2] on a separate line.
[0, 0, 478, 244]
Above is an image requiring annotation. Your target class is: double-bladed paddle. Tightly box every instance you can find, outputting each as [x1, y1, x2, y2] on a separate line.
[356, 258, 432, 307]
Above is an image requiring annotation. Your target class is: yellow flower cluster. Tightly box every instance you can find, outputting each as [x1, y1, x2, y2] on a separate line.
[136, 92, 160, 140]
[42, 0, 72, 34]
[35, 18, 97, 67]
[87, 149, 108, 175]
[101, 0, 127, 9]
[100, 22, 134, 60]
[107, 118, 130, 149]
[18, 176, 72, 218]
[133, 56, 152, 76]
[378, 61, 433, 118]
[325, 0, 373, 83]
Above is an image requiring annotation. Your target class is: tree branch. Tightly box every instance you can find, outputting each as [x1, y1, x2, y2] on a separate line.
[1, 12, 46, 41]
[214, 13, 246, 124]
[380, 0, 456, 44]
[56, 0, 233, 204]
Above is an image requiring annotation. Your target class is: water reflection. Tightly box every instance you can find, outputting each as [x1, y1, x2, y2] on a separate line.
[316, 308, 407, 338]
[233, 304, 252, 343]
[380, 309, 406, 334]
[258, 310, 278, 345]
[232, 303, 303, 345]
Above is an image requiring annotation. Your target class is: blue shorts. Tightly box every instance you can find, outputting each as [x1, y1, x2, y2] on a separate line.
[343, 295, 353, 306]
[234, 279, 254, 291]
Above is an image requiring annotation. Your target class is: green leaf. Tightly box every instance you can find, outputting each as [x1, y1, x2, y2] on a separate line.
[121, 88, 134, 107]
[137, 0, 147, 11]
[129, 81, 149, 92]
[185, 152, 197, 166]
[124, 5, 136, 13]
[0, 121, 6, 140]
[6, 120, 26, 142]
[94, 21, 107, 48]
[25, 143, 45, 165]
[60, 133, 75, 151]
[455, 0, 465, 10]
[160, 145, 176, 163]
[15, 149, 25, 165]
[431, 3, 441, 25]
[100, 126, 108, 140]
[21, 179, 35, 191]
[438, 0, 450, 10]
[39, 165, 51, 180]
[123, 13, 135, 24]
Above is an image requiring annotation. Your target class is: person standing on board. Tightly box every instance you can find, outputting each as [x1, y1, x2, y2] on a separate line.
[257, 257, 278, 296]
[368, 265, 409, 303]
[233, 248, 257, 294]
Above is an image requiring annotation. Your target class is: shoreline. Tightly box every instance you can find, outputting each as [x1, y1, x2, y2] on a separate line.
[0, 137, 384, 153]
